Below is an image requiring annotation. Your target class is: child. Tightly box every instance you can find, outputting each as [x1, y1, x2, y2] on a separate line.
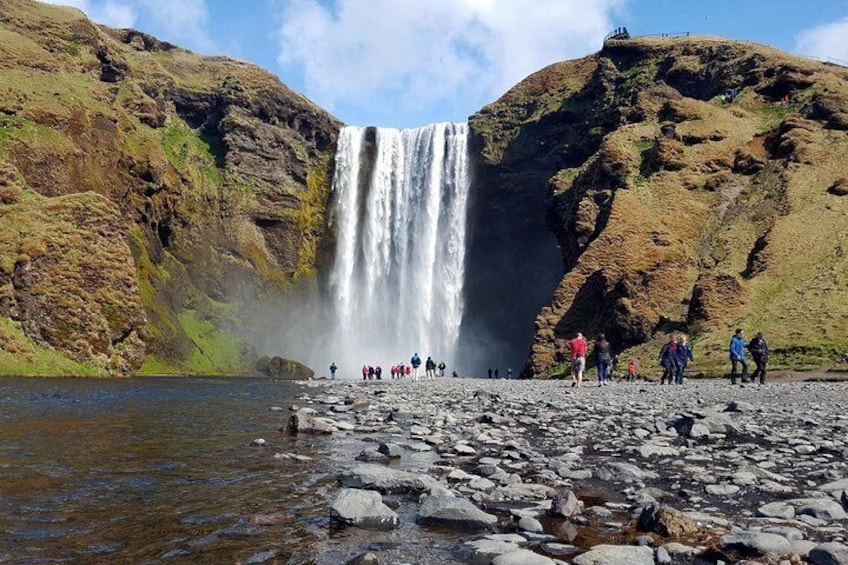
[627, 360, 638, 382]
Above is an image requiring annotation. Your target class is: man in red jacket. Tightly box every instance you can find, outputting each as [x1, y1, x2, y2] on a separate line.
[569, 332, 588, 387]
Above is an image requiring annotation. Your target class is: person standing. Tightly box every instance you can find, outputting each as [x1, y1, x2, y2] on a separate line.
[494, 368, 499, 379]
[674, 336, 694, 385]
[747, 332, 769, 384]
[330, 362, 337, 380]
[569, 332, 588, 387]
[375, 366, 382, 380]
[438, 361, 446, 377]
[729, 329, 749, 384]
[487, 368, 493, 379]
[507, 368, 512, 379]
[658, 335, 678, 385]
[361, 364, 368, 381]
[367, 366, 375, 381]
[411, 353, 422, 381]
[593, 333, 612, 386]
[627, 359, 638, 382]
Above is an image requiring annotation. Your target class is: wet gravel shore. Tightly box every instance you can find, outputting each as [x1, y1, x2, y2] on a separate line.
[289, 377, 848, 564]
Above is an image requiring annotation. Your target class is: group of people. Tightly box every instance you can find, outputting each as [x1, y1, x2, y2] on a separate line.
[486, 367, 513, 379]
[564, 327, 770, 387]
[328, 353, 449, 381]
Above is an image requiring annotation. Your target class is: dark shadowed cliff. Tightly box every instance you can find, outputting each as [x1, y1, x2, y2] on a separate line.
[466, 36, 848, 377]
[0, 0, 339, 375]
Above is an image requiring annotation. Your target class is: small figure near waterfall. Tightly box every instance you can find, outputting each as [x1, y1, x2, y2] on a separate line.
[375, 366, 382, 380]
[507, 368, 512, 379]
[361, 365, 368, 381]
[411, 353, 422, 380]
[329, 362, 337, 380]
[487, 368, 493, 379]
[569, 332, 588, 387]
[438, 361, 446, 377]
[627, 359, 638, 381]
[494, 368, 499, 379]
[368, 366, 375, 380]
[425, 356, 436, 379]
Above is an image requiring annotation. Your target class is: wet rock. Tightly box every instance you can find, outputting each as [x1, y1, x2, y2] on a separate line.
[339, 464, 439, 494]
[355, 448, 390, 463]
[417, 495, 497, 529]
[250, 438, 266, 446]
[243, 550, 278, 564]
[518, 516, 544, 533]
[572, 544, 655, 565]
[809, 542, 848, 565]
[346, 551, 379, 565]
[287, 408, 336, 434]
[330, 488, 399, 530]
[491, 549, 554, 564]
[458, 539, 521, 565]
[549, 489, 582, 518]
[377, 443, 402, 458]
[757, 501, 795, 520]
[637, 504, 698, 538]
[720, 531, 792, 558]
[791, 498, 848, 521]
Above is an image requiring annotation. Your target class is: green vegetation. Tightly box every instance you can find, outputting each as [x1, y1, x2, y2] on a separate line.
[161, 121, 222, 187]
[0, 318, 98, 376]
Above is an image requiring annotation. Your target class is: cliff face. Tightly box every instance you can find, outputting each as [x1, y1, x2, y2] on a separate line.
[468, 37, 848, 377]
[0, 0, 340, 375]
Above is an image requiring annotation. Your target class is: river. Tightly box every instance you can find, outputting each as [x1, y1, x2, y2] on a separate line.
[0, 376, 371, 564]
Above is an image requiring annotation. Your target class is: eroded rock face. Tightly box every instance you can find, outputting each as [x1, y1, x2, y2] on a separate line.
[465, 36, 848, 377]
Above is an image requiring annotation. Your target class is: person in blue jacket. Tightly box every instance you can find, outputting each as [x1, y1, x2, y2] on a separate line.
[658, 335, 679, 385]
[329, 362, 337, 380]
[729, 328, 749, 384]
[674, 336, 694, 385]
[410, 353, 422, 380]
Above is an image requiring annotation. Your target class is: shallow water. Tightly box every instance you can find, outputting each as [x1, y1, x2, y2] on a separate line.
[0, 376, 360, 564]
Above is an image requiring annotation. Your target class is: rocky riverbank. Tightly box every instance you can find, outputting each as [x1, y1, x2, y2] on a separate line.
[285, 378, 848, 564]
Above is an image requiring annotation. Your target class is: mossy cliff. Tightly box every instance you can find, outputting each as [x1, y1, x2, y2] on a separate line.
[0, 0, 340, 376]
[466, 36, 848, 377]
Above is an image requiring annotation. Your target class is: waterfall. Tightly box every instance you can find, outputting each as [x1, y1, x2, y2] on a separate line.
[326, 122, 470, 375]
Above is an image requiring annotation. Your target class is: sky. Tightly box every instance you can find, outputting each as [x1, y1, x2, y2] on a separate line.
[42, 0, 848, 128]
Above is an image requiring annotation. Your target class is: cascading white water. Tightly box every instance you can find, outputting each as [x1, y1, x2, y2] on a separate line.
[327, 122, 470, 375]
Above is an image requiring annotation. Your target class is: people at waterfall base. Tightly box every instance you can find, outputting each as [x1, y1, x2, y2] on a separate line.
[452, 370, 459, 378]
[673, 336, 695, 385]
[507, 368, 512, 379]
[729, 328, 749, 384]
[438, 361, 446, 377]
[612, 354, 620, 378]
[487, 368, 493, 379]
[329, 362, 337, 380]
[361, 365, 368, 381]
[627, 360, 638, 382]
[569, 332, 588, 388]
[494, 368, 499, 378]
[658, 336, 679, 385]
[410, 353, 422, 380]
[747, 332, 770, 384]
[375, 366, 382, 380]
[593, 333, 612, 386]
[368, 366, 375, 380]
[405, 364, 411, 378]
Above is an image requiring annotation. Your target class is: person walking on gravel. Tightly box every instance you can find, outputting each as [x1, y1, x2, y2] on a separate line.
[658, 335, 679, 385]
[593, 333, 612, 386]
[674, 335, 694, 385]
[729, 329, 749, 384]
[569, 332, 588, 387]
[411, 353, 422, 381]
[747, 331, 769, 384]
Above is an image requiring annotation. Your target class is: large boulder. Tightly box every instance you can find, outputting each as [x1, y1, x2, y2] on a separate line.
[417, 495, 497, 529]
[258, 356, 314, 379]
[572, 545, 655, 565]
[637, 504, 698, 538]
[720, 531, 791, 558]
[286, 408, 336, 434]
[809, 542, 848, 565]
[339, 464, 440, 494]
[329, 488, 398, 530]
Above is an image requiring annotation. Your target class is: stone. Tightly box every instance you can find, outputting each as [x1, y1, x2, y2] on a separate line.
[339, 464, 439, 494]
[250, 438, 266, 446]
[346, 552, 379, 565]
[690, 423, 711, 438]
[377, 443, 402, 458]
[491, 549, 555, 565]
[518, 516, 544, 533]
[637, 504, 698, 538]
[720, 531, 792, 558]
[458, 539, 521, 565]
[549, 489, 582, 518]
[757, 501, 796, 520]
[329, 488, 398, 530]
[792, 498, 848, 521]
[417, 495, 497, 529]
[287, 409, 336, 434]
[572, 544, 655, 565]
[818, 478, 848, 493]
[706, 484, 741, 496]
[809, 542, 848, 565]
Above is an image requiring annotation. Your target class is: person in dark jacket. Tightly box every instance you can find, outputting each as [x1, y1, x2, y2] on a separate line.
[658, 335, 679, 385]
[594, 334, 612, 386]
[673, 336, 695, 385]
[330, 362, 337, 380]
[747, 332, 769, 384]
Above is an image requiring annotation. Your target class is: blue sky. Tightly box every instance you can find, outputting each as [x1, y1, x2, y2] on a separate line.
[44, 0, 848, 128]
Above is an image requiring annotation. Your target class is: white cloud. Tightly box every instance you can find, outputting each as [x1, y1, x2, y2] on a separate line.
[40, 0, 213, 53]
[796, 16, 848, 62]
[275, 0, 624, 126]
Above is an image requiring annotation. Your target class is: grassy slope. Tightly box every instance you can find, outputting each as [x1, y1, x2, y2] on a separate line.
[0, 0, 339, 375]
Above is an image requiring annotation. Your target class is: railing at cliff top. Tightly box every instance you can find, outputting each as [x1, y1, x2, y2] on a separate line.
[603, 29, 691, 45]
[799, 54, 848, 68]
